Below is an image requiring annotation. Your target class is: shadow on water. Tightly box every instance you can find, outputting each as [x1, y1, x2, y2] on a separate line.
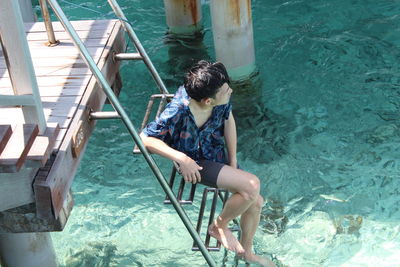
[160, 31, 211, 89]
[231, 71, 295, 164]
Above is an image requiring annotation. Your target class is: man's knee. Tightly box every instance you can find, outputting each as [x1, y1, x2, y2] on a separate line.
[256, 195, 264, 209]
[242, 175, 260, 201]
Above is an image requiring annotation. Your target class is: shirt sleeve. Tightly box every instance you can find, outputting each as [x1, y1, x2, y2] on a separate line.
[141, 102, 181, 143]
[223, 102, 232, 120]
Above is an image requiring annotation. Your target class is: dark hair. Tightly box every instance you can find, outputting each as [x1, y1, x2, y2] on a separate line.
[184, 60, 230, 101]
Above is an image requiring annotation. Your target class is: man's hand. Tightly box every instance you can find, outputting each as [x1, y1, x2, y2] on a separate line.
[177, 155, 203, 184]
[140, 134, 203, 183]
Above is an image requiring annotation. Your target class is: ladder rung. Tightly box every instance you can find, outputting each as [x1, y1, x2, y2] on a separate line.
[192, 188, 234, 252]
[114, 52, 143, 61]
[0, 124, 39, 172]
[26, 124, 60, 167]
[164, 162, 197, 205]
[133, 93, 175, 154]
[89, 111, 120, 120]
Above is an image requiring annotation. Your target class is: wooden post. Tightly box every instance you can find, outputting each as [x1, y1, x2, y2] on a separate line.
[163, 0, 202, 36]
[18, 0, 36, 22]
[210, 0, 256, 80]
[0, 233, 58, 267]
[0, 0, 46, 134]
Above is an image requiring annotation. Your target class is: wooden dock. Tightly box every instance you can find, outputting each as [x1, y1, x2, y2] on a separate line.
[0, 19, 125, 232]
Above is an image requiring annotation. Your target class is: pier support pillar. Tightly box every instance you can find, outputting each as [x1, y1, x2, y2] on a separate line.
[163, 0, 202, 36]
[210, 0, 256, 80]
[0, 233, 58, 267]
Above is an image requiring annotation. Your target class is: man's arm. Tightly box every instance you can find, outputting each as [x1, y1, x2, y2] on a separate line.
[224, 111, 237, 168]
[140, 132, 203, 183]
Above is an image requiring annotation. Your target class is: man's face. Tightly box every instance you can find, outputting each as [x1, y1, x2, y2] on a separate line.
[211, 83, 232, 106]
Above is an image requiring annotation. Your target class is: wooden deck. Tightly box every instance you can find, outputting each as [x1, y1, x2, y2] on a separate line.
[0, 19, 125, 232]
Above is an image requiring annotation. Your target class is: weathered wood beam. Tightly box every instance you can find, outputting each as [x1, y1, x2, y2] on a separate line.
[26, 124, 60, 167]
[0, 167, 37, 212]
[34, 21, 125, 222]
[0, 125, 12, 155]
[0, 124, 39, 173]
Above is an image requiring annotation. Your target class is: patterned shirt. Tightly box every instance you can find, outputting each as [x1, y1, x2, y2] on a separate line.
[142, 86, 232, 163]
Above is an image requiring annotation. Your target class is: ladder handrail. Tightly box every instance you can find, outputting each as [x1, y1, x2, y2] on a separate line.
[44, 0, 216, 266]
[107, 0, 169, 95]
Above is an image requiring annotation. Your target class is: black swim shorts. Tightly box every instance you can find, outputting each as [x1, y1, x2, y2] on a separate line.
[197, 159, 225, 188]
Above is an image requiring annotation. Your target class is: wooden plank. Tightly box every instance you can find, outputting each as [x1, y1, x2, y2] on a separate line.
[0, 50, 104, 68]
[26, 124, 60, 167]
[29, 46, 105, 57]
[0, 86, 86, 97]
[15, 47, 104, 59]
[34, 20, 124, 220]
[39, 86, 86, 97]
[0, 108, 24, 123]
[0, 108, 72, 130]
[24, 19, 116, 33]
[0, 125, 12, 155]
[0, 167, 37, 212]
[0, 124, 39, 172]
[41, 96, 80, 117]
[0, 67, 92, 78]
[2, 57, 89, 69]
[26, 29, 114, 42]
[54, 128, 67, 150]
[34, 167, 55, 220]
[71, 119, 90, 158]
[1, 57, 103, 69]
[46, 116, 72, 129]
[25, 37, 109, 49]
[0, 75, 92, 88]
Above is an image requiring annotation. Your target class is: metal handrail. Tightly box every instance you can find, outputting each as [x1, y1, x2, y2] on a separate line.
[107, 0, 169, 95]
[44, 0, 216, 266]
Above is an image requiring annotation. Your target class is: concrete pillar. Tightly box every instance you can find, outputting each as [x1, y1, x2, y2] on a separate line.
[0, 233, 58, 267]
[210, 0, 256, 80]
[18, 0, 36, 22]
[163, 0, 202, 36]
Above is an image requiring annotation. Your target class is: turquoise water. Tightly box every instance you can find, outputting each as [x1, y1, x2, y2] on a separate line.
[35, 0, 400, 266]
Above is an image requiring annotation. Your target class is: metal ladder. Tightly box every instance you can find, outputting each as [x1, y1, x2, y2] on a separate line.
[40, 0, 223, 265]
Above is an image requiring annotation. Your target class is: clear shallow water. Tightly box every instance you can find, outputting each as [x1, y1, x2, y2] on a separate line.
[33, 0, 400, 266]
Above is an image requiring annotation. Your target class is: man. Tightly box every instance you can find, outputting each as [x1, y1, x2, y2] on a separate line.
[140, 60, 275, 267]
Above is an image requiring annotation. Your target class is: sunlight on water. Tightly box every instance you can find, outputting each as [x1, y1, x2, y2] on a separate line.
[35, 0, 400, 266]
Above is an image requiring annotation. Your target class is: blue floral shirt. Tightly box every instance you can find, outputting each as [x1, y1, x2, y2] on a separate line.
[142, 86, 232, 163]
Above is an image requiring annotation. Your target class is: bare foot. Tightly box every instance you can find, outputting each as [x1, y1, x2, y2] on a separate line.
[208, 221, 245, 254]
[243, 253, 276, 267]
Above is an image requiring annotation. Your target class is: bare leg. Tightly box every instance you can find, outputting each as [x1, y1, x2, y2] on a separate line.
[240, 195, 276, 267]
[208, 193, 253, 254]
[208, 166, 260, 255]
[208, 165, 276, 266]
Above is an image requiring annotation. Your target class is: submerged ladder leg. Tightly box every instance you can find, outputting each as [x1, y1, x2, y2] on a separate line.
[204, 188, 220, 250]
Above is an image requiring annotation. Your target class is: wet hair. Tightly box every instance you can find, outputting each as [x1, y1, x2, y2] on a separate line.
[184, 60, 230, 101]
